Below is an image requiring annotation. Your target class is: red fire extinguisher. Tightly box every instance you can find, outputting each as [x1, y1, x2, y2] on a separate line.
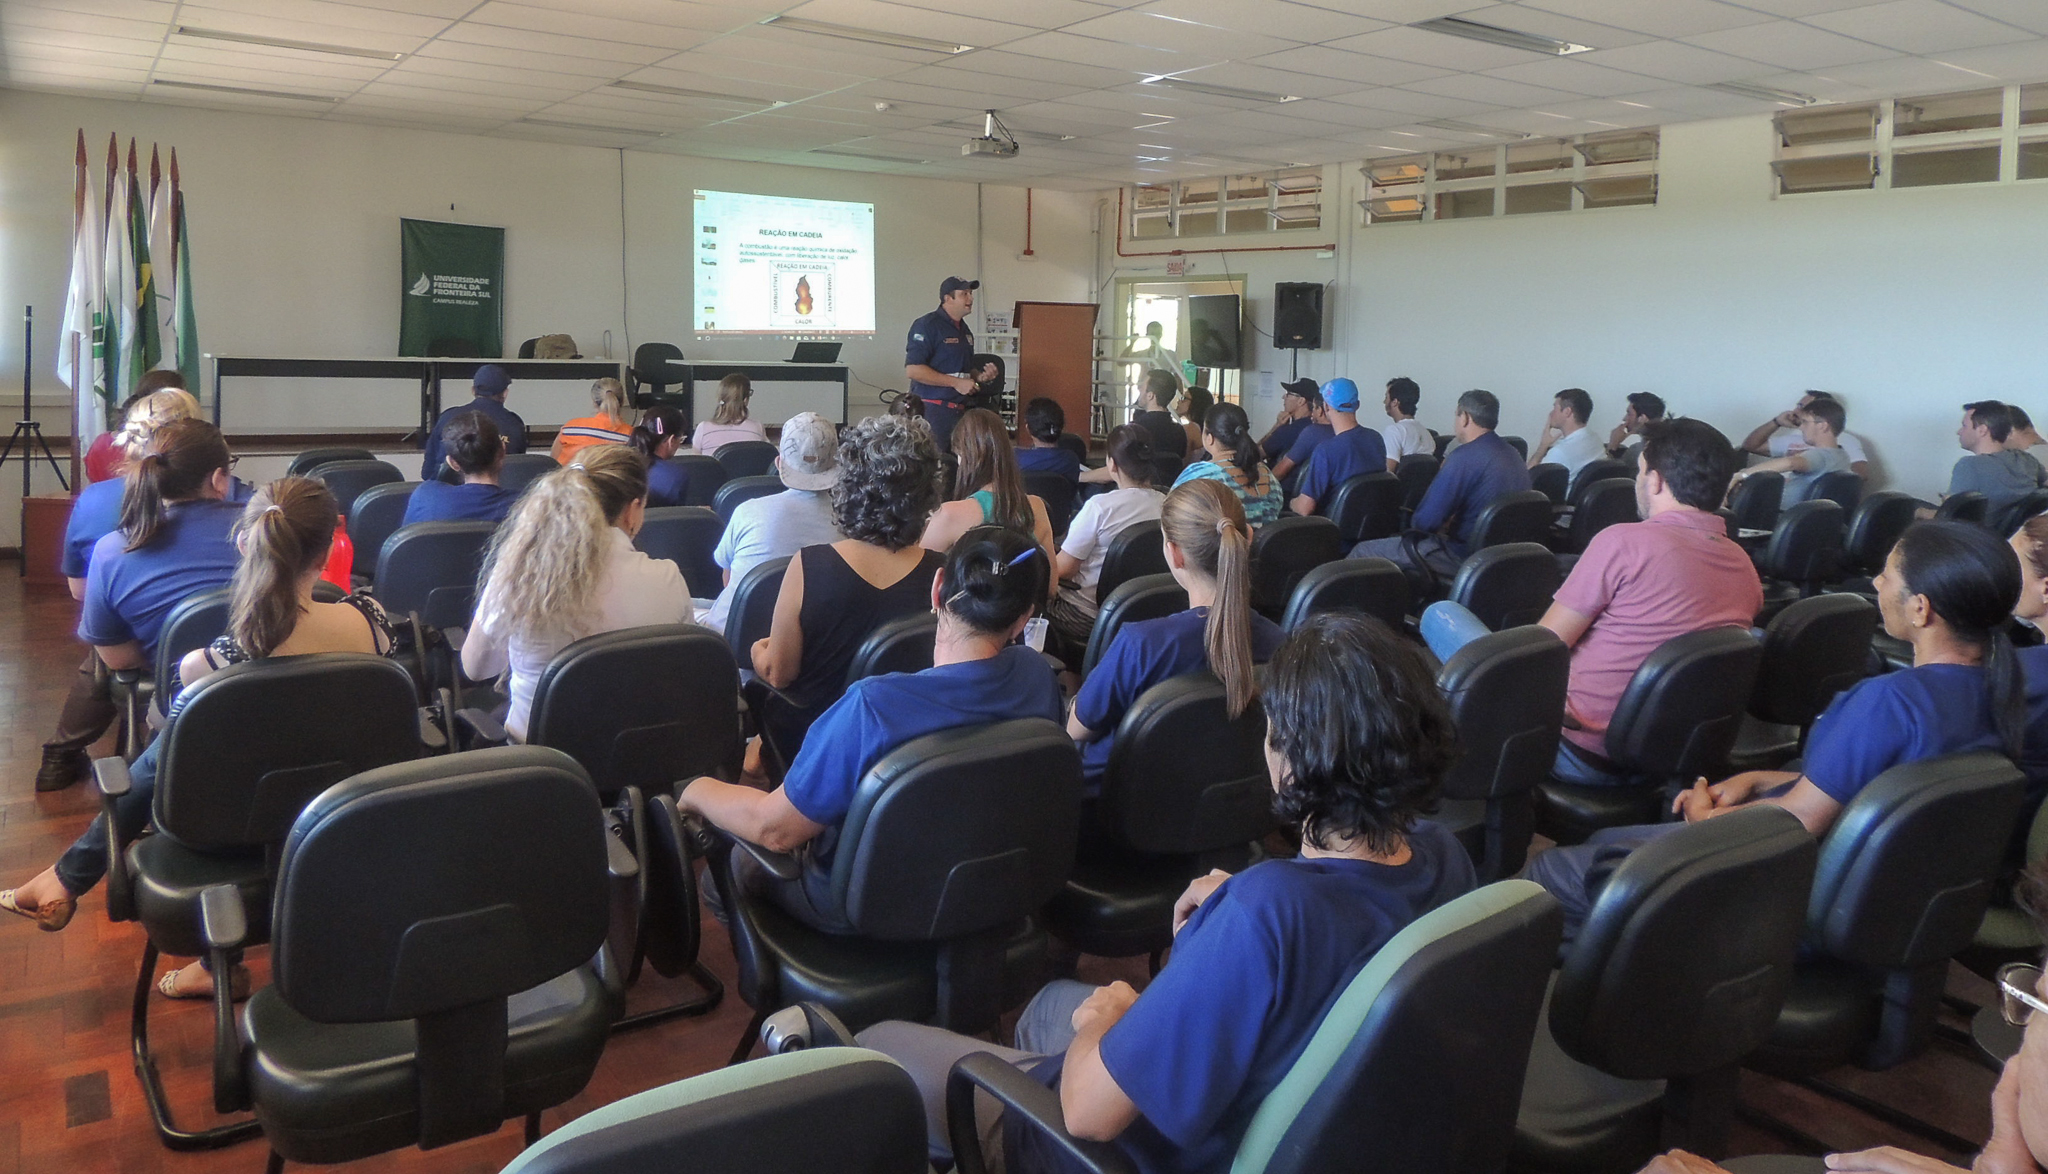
[323, 517, 354, 592]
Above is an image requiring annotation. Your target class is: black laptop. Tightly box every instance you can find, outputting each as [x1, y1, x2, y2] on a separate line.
[790, 341, 842, 363]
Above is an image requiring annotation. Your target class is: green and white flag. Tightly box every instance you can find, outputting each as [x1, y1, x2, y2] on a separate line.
[128, 140, 161, 379]
[101, 134, 134, 409]
[172, 179, 199, 391]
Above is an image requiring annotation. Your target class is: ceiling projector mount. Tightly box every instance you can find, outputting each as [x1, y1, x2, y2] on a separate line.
[963, 110, 1019, 158]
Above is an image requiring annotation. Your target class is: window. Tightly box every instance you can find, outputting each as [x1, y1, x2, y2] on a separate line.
[1361, 127, 1659, 225]
[1775, 84, 2048, 196]
[1125, 168, 1326, 239]
[1773, 105, 1878, 194]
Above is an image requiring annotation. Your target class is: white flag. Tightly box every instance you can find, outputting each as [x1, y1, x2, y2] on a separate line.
[102, 139, 137, 405]
[148, 145, 177, 363]
[57, 130, 103, 412]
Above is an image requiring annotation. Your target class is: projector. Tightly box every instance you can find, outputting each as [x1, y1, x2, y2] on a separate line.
[962, 109, 1019, 158]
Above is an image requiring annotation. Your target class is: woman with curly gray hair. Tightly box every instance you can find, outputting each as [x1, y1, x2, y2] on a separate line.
[752, 413, 945, 762]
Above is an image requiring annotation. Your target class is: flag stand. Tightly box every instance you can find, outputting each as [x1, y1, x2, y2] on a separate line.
[2, 306, 71, 574]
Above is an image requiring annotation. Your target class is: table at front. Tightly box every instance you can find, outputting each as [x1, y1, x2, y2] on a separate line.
[646, 362, 849, 429]
[212, 357, 625, 440]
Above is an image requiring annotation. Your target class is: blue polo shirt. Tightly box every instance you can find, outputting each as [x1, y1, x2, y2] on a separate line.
[1412, 430, 1533, 557]
[1075, 606, 1284, 784]
[62, 478, 125, 578]
[1017, 444, 1082, 483]
[402, 480, 512, 526]
[1281, 422, 1334, 470]
[1803, 662, 2038, 807]
[422, 396, 527, 480]
[904, 305, 976, 407]
[1294, 425, 1388, 510]
[1262, 416, 1312, 464]
[647, 457, 691, 508]
[78, 499, 242, 658]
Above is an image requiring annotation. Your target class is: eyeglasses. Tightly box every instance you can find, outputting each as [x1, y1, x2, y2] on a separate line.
[1998, 963, 2048, 1026]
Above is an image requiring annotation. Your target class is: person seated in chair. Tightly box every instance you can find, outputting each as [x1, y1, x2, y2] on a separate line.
[1527, 387, 1602, 481]
[1015, 397, 1083, 486]
[858, 612, 1475, 1171]
[1259, 377, 1318, 465]
[2009, 405, 2047, 463]
[421, 364, 524, 479]
[1380, 376, 1433, 473]
[1172, 386, 1213, 459]
[699, 411, 843, 632]
[631, 405, 691, 508]
[1418, 420, 1762, 786]
[679, 526, 1062, 935]
[1267, 384, 1330, 497]
[691, 373, 769, 457]
[1351, 389, 1531, 578]
[1932, 400, 2048, 523]
[1527, 521, 2039, 942]
[1741, 390, 1867, 478]
[1730, 396, 1850, 506]
[1169, 403, 1284, 530]
[551, 377, 634, 464]
[1606, 392, 1665, 462]
[403, 410, 514, 525]
[923, 408, 1056, 560]
[3, 478, 396, 1001]
[1287, 377, 1386, 517]
[1045, 425, 1165, 663]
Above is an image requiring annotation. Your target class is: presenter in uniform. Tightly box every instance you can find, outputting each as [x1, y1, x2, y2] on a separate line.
[905, 276, 997, 452]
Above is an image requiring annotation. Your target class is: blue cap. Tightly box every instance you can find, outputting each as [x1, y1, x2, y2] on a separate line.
[473, 364, 511, 396]
[1321, 377, 1360, 412]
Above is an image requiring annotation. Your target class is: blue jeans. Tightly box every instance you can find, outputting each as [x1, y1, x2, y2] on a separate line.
[1523, 822, 1686, 947]
[55, 740, 159, 896]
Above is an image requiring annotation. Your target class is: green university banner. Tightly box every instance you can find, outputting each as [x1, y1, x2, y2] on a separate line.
[399, 218, 503, 357]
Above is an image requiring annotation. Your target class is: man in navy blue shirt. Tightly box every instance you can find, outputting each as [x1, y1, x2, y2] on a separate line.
[1259, 378, 1318, 464]
[1288, 377, 1386, 517]
[905, 277, 998, 452]
[1352, 389, 1530, 577]
[1268, 384, 1330, 497]
[421, 364, 526, 480]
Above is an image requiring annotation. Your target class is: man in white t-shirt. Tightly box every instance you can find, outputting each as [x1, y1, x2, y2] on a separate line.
[1379, 376, 1433, 473]
[1743, 391, 1868, 477]
[698, 412, 844, 631]
[1529, 387, 1603, 480]
[1045, 424, 1168, 663]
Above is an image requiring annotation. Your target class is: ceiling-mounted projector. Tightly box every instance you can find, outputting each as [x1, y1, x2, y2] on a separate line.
[963, 109, 1019, 158]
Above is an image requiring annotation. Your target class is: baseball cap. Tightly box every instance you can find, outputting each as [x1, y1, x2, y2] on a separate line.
[777, 411, 841, 492]
[1281, 377, 1318, 400]
[1321, 377, 1360, 412]
[940, 277, 980, 297]
[472, 364, 511, 396]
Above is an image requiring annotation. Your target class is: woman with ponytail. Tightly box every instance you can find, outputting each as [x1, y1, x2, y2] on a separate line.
[5, 478, 396, 999]
[632, 405, 691, 507]
[921, 407, 1056, 559]
[552, 377, 636, 464]
[1046, 424, 1164, 659]
[1068, 478, 1282, 786]
[1171, 401, 1283, 529]
[404, 409, 513, 524]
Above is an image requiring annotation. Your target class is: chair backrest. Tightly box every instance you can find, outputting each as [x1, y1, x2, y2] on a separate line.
[667, 454, 728, 507]
[724, 556, 789, 654]
[1150, 453, 1184, 489]
[1437, 626, 1569, 806]
[1082, 573, 1189, 678]
[846, 613, 938, 687]
[288, 447, 376, 477]
[1549, 807, 1817, 1080]
[1467, 491, 1554, 550]
[1103, 673, 1273, 856]
[1021, 470, 1077, 538]
[1935, 490, 1988, 526]
[1569, 459, 1634, 505]
[1528, 463, 1569, 505]
[714, 440, 779, 480]
[1095, 519, 1168, 605]
[308, 458, 404, 520]
[1728, 472, 1784, 534]
[1992, 489, 2048, 538]
[1761, 499, 1845, 589]
[1752, 594, 1877, 728]
[154, 585, 233, 706]
[834, 720, 1082, 940]
[1281, 557, 1409, 632]
[1449, 542, 1561, 631]
[635, 506, 725, 599]
[1250, 515, 1344, 616]
[1055, 432, 1088, 462]
[1567, 479, 1639, 552]
[1809, 470, 1863, 514]
[1501, 435, 1528, 460]
[713, 475, 785, 523]
[349, 480, 421, 579]
[527, 625, 743, 800]
[375, 519, 497, 629]
[1807, 751, 2027, 970]
[1395, 454, 1439, 511]
[1844, 490, 1920, 574]
[499, 452, 561, 497]
[154, 653, 421, 853]
[631, 343, 686, 396]
[1601, 627, 1762, 780]
[1233, 881, 1563, 1174]
[1326, 471, 1403, 544]
[497, 1048, 927, 1174]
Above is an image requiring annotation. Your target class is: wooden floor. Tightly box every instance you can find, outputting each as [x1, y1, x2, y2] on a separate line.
[0, 565, 2006, 1173]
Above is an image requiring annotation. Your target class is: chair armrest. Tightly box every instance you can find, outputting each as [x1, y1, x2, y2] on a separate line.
[453, 707, 510, 747]
[94, 757, 137, 922]
[760, 1001, 859, 1053]
[442, 625, 466, 654]
[95, 754, 132, 798]
[198, 883, 251, 1114]
[946, 1053, 1136, 1174]
[200, 884, 247, 951]
[733, 835, 801, 881]
[1400, 529, 1443, 595]
[1561, 711, 1585, 731]
[604, 830, 640, 881]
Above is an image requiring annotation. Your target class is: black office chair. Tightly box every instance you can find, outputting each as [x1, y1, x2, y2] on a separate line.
[664, 453, 728, 507]
[1435, 626, 1568, 882]
[151, 586, 232, 716]
[1280, 557, 1408, 632]
[631, 342, 687, 410]
[348, 480, 420, 581]
[724, 556, 789, 656]
[1728, 472, 1784, 536]
[1250, 515, 1343, 619]
[1023, 469, 1078, 539]
[205, 746, 612, 1167]
[1055, 432, 1089, 463]
[1081, 573, 1188, 679]
[1468, 490, 1556, 551]
[1991, 488, 2048, 537]
[1755, 499, 1845, 623]
[1093, 520, 1168, 606]
[846, 612, 938, 686]
[1150, 453, 1184, 488]
[704, 719, 1083, 1059]
[962, 881, 1563, 1174]
[1513, 808, 1818, 1172]
[1935, 490, 1988, 526]
[500, 452, 561, 497]
[1727, 594, 1877, 772]
[713, 474, 784, 523]
[1502, 435, 1529, 460]
[287, 447, 375, 477]
[714, 440, 779, 480]
[1529, 463, 1570, 505]
[1448, 542, 1561, 631]
[1837, 490, 1918, 590]
[376, 519, 496, 632]
[1809, 469, 1863, 514]
[1395, 454, 1439, 518]
[1536, 628, 1764, 844]
[307, 458, 404, 520]
[94, 654, 422, 1149]
[1325, 471, 1402, 545]
[1433, 432, 1453, 459]
[1561, 479, 1639, 557]
[1570, 459, 1634, 507]
[636, 506, 725, 599]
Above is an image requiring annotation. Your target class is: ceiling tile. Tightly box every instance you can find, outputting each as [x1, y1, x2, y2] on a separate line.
[1517, 0, 1769, 37]
[950, 48, 1144, 88]
[1709, 0, 1888, 15]
[1814, 53, 2016, 88]
[1524, 94, 1680, 121]
[1446, 4, 1658, 49]
[1579, 38, 1774, 82]
[4, 0, 174, 21]
[1322, 83, 1506, 115]
[1137, 0, 1390, 43]
[436, 20, 676, 62]
[1164, 60, 1369, 98]
[1244, 43, 1454, 85]
[999, 29, 1218, 74]
[1326, 24, 1548, 70]
[1943, 0, 2048, 36]
[1929, 39, 2048, 80]
[1059, 9, 1296, 58]
[778, 0, 1042, 48]
[154, 41, 392, 78]
[4, 7, 170, 39]
[1802, 0, 2036, 54]
[412, 38, 648, 75]
[1681, 19, 1900, 68]
[895, 62, 1093, 99]
[1610, 83, 1789, 114]
[883, 0, 1112, 26]
[1481, 55, 1666, 94]
[459, 2, 719, 50]
[1400, 71, 1583, 105]
[180, 0, 451, 36]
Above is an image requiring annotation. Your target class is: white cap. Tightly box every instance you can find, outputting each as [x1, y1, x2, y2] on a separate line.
[778, 412, 840, 491]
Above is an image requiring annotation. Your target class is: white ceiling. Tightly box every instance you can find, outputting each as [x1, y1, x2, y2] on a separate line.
[7, 0, 2048, 189]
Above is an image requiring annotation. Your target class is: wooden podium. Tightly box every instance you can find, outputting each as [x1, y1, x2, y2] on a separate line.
[1013, 301, 1099, 441]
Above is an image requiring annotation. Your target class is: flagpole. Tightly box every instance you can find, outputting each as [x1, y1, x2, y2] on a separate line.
[69, 331, 81, 492]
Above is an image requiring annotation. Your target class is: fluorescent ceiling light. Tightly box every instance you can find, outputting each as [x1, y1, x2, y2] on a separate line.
[518, 117, 664, 136]
[1705, 81, 1818, 107]
[1421, 119, 1534, 140]
[1411, 16, 1592, 56]
[608, 80, 778, 107]
[174, 25, 402, 61]
[150, 79, 339, 102]
[757, 16, 972, 54]
[1142, 76, 1300, 103]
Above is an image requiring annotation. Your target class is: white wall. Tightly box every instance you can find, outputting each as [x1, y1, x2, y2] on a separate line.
[1093, 114, 2048, 503]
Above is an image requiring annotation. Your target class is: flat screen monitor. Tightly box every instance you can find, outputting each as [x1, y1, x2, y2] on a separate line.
[1187, 294, 1242, 368]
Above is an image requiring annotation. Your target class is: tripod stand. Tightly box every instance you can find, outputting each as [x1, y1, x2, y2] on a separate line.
[4, 307, 73, 575]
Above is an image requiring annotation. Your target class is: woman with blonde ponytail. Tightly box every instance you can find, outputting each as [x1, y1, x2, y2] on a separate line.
[1067, 477, 1281, 786]
[463, 444, 692, 740]
[552, 377, 635, 463]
